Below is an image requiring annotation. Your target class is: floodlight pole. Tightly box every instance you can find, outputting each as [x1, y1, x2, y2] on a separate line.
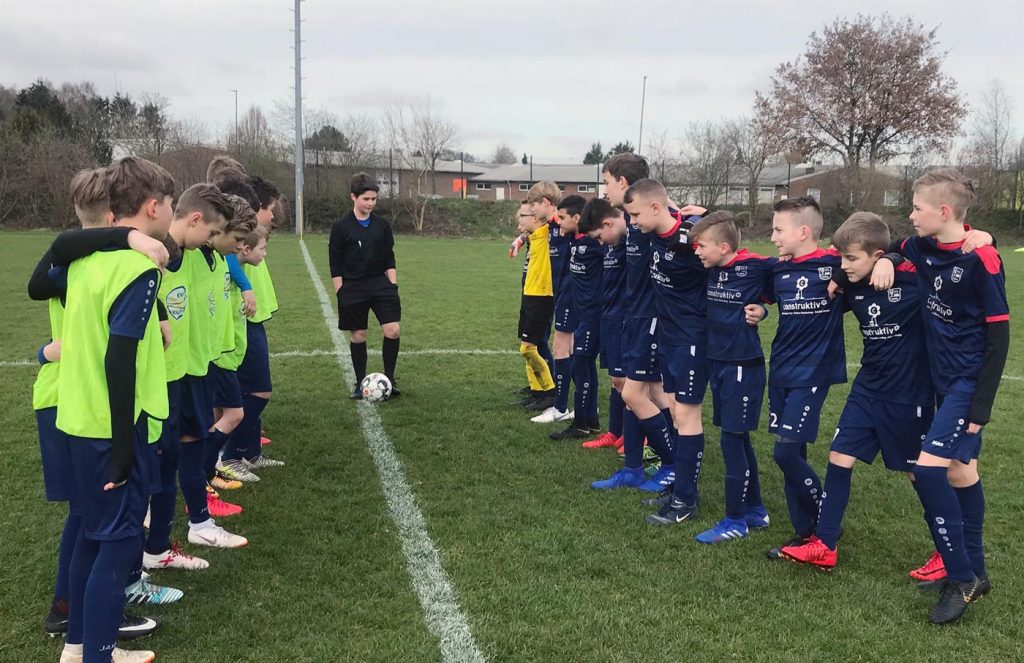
[638, 75, 647, 156]
[293, 0, 305, 237]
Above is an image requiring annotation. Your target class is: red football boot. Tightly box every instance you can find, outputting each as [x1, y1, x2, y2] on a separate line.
[781, 536, 837, 570]
[909, 550, 947, 581]
[582, 432, 619, 449]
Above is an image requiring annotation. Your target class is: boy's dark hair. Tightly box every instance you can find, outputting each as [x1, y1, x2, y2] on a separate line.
[106, 156, 175, 220]
[773, 195, 824, 238]
[206, 155, 246, 183]
[622, 178, 668, 206]
[603, 153, 649, 185]
[832, 211, 889, 254]
[689, 211, 740, 251]
[579, 198, 619, 234]
[556, 194, 586, 218]
[773, 196, 821, 215]
[174, 183, 234, 224]
[70, 167, 110, 226]
[246, 174, 281, 209]
[350, 172, 380, 197]
[223, 194, 259, 236]
[212, 172, 261, 213]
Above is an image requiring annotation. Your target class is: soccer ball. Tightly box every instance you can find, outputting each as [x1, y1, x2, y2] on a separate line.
[360, 373, 393, 402]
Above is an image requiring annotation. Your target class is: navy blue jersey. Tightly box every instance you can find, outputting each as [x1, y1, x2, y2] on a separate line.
[569, 234, 604, 324]
[843, 266, 933, 405]
[549, 220, 572, 298]
[768, 248, 847, 388]
[602, 242, 626, 320]
[624, 213, 658, 319]
[706, 250, 775, 363]
[649, 219, 708, 346]
[901, 237, 1009, 395]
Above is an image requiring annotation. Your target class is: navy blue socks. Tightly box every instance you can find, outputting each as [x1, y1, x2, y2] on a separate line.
[673, 433, 705, 504]
[608, 388, 624, 438]
[178, 440, 209, 524]
[815, 463, 853, 550]
[913, 465, 974, 583]
[955, 480, 986, 578]
[622, 410, 644, 469]
[772, 440, 821, 537]
[720, 431, 749, 519]
[554, 357, 572, 413]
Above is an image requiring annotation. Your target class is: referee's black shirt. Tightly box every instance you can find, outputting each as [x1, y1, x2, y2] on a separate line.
[328, 212, 397, 282]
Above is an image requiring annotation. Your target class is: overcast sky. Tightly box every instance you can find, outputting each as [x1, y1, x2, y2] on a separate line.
[2, 0, 1023, 163]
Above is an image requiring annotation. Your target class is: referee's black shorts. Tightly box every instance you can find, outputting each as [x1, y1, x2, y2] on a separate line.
[337, 275, 402, 331]
[518, 295, 553, 345]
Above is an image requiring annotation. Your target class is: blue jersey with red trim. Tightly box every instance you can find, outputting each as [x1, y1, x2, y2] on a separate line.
[842, 266, 933, 405]
[569, 234, 604, 324]
[648, 217, 708, 345]
[624, 212, 658, 319]
[900, 236, 1009, 394]
[706, 250, 775, 363]
[768, 248, 847, 387]
[549, 220, 572, 298]
[602, 241, 626, 320]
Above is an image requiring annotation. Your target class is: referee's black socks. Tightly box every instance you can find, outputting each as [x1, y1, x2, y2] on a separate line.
[351, 341, 368, 385]
[383, 337, 400, 383]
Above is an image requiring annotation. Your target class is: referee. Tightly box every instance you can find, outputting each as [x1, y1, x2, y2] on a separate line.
[329, 173, 402, 399]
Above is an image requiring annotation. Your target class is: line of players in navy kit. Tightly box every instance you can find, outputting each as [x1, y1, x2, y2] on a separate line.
[511, 154, 1009, 626]
[28, 155, 286, 662]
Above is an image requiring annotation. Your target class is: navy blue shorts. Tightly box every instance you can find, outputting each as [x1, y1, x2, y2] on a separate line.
[622, 317, 660, 382]
[768, 384, 832, 444]
[599, 318, 625, 377]
[37, 407, 73, 502]
[831, 390, 932, 472]
[710, 361, 765, 432]
[179, 376, 212, 440]
[659, 341, 709, 405]
[553, 297, 575, 333]
[572, 320, 601, 357]
[208, 364, 244, 409]
[238, 321, 272, 394]
[68, 418, 158, 541]
[923, 379, 982, 463]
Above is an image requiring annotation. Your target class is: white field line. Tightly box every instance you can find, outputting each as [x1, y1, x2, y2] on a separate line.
[298, 240, 485, 663]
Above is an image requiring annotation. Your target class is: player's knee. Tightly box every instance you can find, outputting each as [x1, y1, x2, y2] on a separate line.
[828, 451, 857, 469]
[220, 408, 244, 432]
[947, 461, 979, 488]
[350, 330, 368, 343]
[610, 377, 626, 391]
[250, 391, 272, 401]
[772, 438, 799, 467]
[382, 323, 400, 339]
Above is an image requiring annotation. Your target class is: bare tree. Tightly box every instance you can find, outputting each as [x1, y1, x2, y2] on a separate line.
[383, 100, 459, 232]
[492, 143, 517, 164]
[644, 129, 679, 186]
[680, 122, 733, 208]
[727, 116, 782, 216]
[231, 105, 282, 175]
[959, 80, 1017, 209]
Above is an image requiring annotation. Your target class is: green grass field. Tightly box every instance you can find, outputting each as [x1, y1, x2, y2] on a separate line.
[2, 231, 1023, 661]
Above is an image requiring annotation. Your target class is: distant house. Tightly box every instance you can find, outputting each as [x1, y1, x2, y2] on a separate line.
[469, 164, 605, 202]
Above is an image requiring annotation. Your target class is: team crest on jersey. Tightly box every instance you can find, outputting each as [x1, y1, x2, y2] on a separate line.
[223, 273, 231, 301]
[735, 265, 747, 277]
[166, 286, 187, 320]
[887, 287, 902, 303]
[817, 266, 832, 280]
[951, 266, 964, 283]
[664, 251, 675, 261]
[578, 245, 586, 254]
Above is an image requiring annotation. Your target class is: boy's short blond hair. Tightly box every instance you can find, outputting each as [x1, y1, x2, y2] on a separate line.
[689, 211, 740, 252]
[70, 167, 110, 227]
[206, 155, 247, 183]
[526, 180, 563, 206]
[107, 157, 175, 220]
[242, 223, 269, 249]
[912, 168, 976, 220]
[832, 211, 890, 254]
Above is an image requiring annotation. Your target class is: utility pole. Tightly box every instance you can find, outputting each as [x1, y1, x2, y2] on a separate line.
[638, 75, 648, 156]
[230, 89, 238, 149]
[292, 0, 305, 237]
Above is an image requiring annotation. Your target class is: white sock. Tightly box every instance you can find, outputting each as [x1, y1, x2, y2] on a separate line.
[189, 518, 215, 531]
